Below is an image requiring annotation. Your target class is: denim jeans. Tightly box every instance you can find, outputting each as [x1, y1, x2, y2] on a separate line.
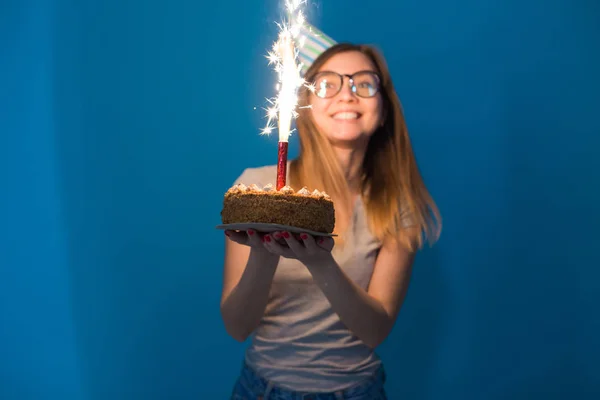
[230, 362, 388, 400]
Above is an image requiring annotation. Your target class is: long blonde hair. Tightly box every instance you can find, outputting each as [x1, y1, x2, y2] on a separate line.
[289, 43, 441, 251]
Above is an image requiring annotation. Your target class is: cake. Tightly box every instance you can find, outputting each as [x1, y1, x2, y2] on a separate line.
[221, 183, 335, 234]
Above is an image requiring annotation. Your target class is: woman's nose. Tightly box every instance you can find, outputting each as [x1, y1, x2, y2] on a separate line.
[337, 79, 356, 101]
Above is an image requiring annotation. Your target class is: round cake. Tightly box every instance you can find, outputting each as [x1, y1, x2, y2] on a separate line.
[221, 183, 335, 234]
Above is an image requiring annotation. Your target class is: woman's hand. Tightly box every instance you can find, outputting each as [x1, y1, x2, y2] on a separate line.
[224, 229, 268, 251]
[261, 231, 335, 265]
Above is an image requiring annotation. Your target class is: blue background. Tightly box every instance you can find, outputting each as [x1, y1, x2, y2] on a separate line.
[1, 0, 598, 399]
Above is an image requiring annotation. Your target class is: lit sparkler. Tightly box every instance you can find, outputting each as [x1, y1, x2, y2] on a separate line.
[262, 0, 308, 190]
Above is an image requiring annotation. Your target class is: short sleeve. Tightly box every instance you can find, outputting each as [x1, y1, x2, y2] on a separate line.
[232, 168, 251, 186]
[231, 165, 277, 188]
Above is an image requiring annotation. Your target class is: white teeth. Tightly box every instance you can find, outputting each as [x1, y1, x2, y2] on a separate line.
[333, 112, 358, 120]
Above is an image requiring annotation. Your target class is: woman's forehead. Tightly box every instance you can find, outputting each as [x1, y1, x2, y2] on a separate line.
[318, 51, 376, 74]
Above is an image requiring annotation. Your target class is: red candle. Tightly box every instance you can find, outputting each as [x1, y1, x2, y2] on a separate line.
[277, 141, 288, 190]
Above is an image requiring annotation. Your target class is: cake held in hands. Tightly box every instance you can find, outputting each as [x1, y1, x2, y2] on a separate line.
[221, 183, 335, 234]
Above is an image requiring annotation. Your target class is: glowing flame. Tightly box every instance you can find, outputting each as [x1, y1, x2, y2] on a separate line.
[261, 0, 307, 142]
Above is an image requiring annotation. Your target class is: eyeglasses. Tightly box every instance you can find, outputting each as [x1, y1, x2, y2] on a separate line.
[311, 70, 381, 99]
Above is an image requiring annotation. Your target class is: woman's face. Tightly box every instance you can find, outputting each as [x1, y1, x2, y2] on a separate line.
[309, 51, 384, 148]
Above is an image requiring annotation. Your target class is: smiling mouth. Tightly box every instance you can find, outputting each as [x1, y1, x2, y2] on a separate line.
[332, 112, 361, 120]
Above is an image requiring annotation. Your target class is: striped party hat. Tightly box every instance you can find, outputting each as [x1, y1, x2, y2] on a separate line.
[296, 23, 336, 74]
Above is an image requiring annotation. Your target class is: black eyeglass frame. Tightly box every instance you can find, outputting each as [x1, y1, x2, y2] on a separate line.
[310, 70, 382, 99]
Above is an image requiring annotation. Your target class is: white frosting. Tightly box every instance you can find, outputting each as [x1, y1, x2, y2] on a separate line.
[297, 187, 311, 196]
[228, 182, 330, 199]
[280, 185, 294, 194]
[227, 183, 247, 194]
[309, 188, 331, 199]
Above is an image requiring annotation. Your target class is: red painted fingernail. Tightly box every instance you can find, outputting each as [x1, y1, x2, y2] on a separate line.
[265, 235, 272, 242]
[301, 234, 308, 240]
[248, 229, 255, 235]
[282, 232, 290, 238]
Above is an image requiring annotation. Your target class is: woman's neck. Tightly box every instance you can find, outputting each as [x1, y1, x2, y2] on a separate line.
[334, 146, 366, 195]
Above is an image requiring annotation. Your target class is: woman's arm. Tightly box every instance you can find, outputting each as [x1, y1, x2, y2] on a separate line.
[263, 232, 415, 348]
[220, 230, 280, 342]
[305, 236, 415, 348]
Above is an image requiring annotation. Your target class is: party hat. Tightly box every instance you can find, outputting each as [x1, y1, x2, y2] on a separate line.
[297, 23, 337, 73]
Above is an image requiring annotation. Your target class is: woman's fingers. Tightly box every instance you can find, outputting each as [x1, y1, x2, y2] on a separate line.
[224, 229, 264, 247]
[283, 232, 306, 254]
[297, 233, 333, 254]
[246, 229, 264, 247]
[299, 233, 320, 254]
[316, 236, 334, 251]
[225, 229, 333, 254]
[263, 233, 293, 258]
[224, 230, 247, 244]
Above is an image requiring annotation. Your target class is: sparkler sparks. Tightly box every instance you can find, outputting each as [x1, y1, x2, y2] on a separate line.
[261, 0, 309, 141]
[259, 0, 335, 190]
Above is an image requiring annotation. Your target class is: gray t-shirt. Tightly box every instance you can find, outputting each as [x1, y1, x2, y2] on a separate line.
[233, 164, 383, 392]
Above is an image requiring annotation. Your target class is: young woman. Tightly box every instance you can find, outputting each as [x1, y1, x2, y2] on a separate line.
[221, 42, 441, 399]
